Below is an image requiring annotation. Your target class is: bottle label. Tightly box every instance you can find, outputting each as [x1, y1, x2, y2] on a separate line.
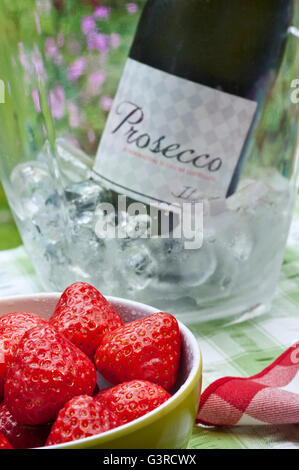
[93, 58, 257, 206]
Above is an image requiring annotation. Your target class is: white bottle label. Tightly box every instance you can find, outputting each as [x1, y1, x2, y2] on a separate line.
[93, 58, 257, 206]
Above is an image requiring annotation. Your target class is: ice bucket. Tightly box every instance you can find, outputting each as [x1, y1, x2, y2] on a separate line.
[0, 0, 299, 322]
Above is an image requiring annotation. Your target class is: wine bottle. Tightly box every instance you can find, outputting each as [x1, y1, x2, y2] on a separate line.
[93, 0, 292, 207]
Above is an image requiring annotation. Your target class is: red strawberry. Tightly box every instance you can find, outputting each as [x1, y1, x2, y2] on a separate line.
[95, 312, 181, 391]
[4, 325, 97, 425]
[96, 380, 171, 425]
[49, 282, 123, 359]
[0, 312, 48, 399]
[46, 395, 122, 446]
[0, 432, 12, 449]
[0, 402, 50, 449]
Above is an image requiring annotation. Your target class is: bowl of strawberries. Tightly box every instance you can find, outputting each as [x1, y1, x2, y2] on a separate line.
[0, 283, 202, 449]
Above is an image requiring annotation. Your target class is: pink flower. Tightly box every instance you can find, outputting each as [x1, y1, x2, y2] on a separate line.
[68, 101, 80, 128]
[57, 33, 64, 48]
[110, 33, 121, 49]
[45, 38, 63, 66]
[35, 13, 41, 35]
[32, 89, 41, 113]
[87, 71, 106, 96]
[126, 3, 138, 14]
[100, 95, 113, 111]
[81, 16, 96, 35]
[45, 38, 57, 60]
[18, 43, 30, 74]
[49, 86, 65, 119]
[67, 39, 82, 55]
[67, 57, 86, 81]
[54, 53, 63, 66]
[94, 6, 110, 20]
[32, 44, 46, 81]
[87, 33, 108, 53]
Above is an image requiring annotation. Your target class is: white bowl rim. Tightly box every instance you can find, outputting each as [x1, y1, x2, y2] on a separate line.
[0, 292, 201, 449]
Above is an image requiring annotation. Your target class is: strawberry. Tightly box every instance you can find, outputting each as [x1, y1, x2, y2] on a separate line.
[4, 325, 97, 425]
[0, 432, 12, 449]
[94, 312, 181, 391]
[0, 402, 50, 449]
[46, 395, 122, 446]
[49, 282, 123, 359]
[0, 312, 48, 399]
[96, 380, 171, 425]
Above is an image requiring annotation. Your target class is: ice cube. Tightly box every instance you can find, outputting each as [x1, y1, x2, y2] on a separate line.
[118, 213, 151, 240]
[10, 161, 57, 220]
[228, 231, 253, 262]
[120, 244, 158, 291]
[65, 180, 102, 212]
[148, 238, 217, 291]
[94, 207, 118, 239]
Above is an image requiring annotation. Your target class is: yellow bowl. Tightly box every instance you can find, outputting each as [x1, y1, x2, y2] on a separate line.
[0, 293, 202, 449]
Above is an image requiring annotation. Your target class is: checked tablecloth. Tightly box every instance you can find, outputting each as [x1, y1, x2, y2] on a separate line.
[1, 202, 299, 449]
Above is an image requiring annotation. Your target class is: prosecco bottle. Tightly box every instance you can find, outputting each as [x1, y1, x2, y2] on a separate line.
[93, 0, 292, 206]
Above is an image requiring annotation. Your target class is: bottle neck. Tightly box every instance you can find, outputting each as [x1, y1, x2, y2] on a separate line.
[130, 0, 293, 99]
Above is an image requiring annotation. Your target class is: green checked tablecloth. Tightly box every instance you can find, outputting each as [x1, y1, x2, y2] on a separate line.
[1, 202, 299, 449]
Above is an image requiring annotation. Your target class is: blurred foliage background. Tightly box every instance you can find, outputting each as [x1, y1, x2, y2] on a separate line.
[0, 0, 145, 250]
[0, 184, 22, 249]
